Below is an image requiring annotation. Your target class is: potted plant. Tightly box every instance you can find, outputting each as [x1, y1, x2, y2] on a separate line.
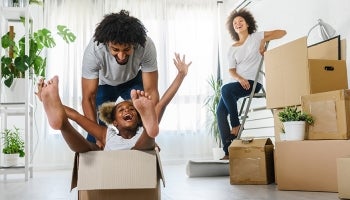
[278, 106, 314, 141]
[1, 22, 76, 88]
[204, 75, 223, 159]
[1, 126, 25, 167]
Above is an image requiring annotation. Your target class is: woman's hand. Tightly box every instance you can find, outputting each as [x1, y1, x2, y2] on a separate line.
[238, 77, 250, 90]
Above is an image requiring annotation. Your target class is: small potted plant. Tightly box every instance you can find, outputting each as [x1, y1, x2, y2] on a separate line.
[278, 106, 314, 141]
[1, 126, 25, 167]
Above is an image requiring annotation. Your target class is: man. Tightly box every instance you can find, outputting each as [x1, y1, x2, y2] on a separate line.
[82, 10, 159, 144]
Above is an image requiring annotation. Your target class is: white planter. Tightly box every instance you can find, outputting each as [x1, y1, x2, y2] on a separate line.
[212, 147, 225, 160]
[283, 121, 306, 141]
[1, 78, 26, 103]
[2, 153, 20, 167]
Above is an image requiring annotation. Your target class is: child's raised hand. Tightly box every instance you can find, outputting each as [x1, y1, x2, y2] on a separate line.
[173, 53, 192, 76]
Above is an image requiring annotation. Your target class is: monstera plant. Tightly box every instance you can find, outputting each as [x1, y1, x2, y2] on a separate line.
[1, 20, 76, 87]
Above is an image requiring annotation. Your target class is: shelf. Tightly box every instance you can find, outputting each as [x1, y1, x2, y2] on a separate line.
[0, 2, 34, 181]
[0, 7, 30, 21]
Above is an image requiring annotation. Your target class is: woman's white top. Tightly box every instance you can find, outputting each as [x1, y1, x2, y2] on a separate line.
[104, 126, 142, 151]
[227, 31, 264, 84]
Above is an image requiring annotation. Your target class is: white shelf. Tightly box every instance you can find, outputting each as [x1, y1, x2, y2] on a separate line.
[0, 2, 34, 181]
[1, 7, 28, 21]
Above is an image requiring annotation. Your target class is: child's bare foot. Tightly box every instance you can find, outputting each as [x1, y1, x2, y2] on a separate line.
[40, 76, 67, 130]
[131, 89, 159, 138]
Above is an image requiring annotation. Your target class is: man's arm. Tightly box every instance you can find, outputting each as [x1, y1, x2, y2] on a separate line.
[81, 78, 99, 123]
[142, 71, 159, 106]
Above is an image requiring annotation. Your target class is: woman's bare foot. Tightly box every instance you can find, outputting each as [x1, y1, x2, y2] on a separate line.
[131, 89, 159, 138]
[231, 125, 241, 136]
[40, 76, 67, 130]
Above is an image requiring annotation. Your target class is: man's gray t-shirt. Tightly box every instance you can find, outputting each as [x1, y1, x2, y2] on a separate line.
[82, 36, 158, 86]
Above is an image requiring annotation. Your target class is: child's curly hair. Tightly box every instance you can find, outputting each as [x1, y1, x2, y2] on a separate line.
[98, 101, 143, 128]
[94, 9, 147, 47]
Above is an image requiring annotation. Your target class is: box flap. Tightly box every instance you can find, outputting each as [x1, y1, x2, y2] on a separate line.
[70, 152, 79, 191]
[230, 138, 272, 148]
[75, 150, 163, 190]
[308, 35, 341, 60]
[265, 37, 309, 108]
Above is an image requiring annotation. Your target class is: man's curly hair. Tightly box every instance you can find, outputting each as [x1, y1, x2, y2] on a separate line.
[226, 9, 257, 41]
[98, 101, 143, 128]
[94, 10, 147, 47]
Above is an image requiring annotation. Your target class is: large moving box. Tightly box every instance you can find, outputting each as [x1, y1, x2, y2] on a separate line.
[70, 150, 165, 200]
[275, 140, 350, 192]
[265, 36, 348, 109]
[337, 156, 350, 199]
[229, 138, 274, 185]
[301, 89, 350, 139]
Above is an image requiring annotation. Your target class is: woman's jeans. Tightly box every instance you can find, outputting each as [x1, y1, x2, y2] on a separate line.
[216, 80, 262, 155]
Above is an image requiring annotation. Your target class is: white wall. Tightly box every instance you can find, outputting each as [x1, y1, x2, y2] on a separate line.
[220, 0, 350, 84]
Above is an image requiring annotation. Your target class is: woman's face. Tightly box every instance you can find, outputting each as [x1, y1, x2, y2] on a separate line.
[232, 16, 248, 34]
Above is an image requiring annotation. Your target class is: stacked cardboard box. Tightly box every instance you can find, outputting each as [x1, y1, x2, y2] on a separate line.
[265, 35, 350, 193]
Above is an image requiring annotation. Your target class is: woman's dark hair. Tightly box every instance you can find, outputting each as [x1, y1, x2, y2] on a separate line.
[226, 9, 257, 41]
[94, 10, 147, 47]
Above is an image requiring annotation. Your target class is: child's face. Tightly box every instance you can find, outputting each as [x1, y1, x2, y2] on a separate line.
[114, 101, 141, 130]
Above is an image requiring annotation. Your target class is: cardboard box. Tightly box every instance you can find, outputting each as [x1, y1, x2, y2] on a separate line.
[275, 140, 350, 192]
[229, 138, 274, 185]
[70, 150, 165, 200]
[308, 35, 341, 60]
[337, 156, 350, 199]
[301, 89, 350, 140]
[265, 36, 348, 109]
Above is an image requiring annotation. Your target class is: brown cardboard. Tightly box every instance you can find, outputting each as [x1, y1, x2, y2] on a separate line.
[229, 138, 274, 185]
[301, 89, 350, 140]
[275, 140, 350, 192]
[337, 156, 350, 199]
[308, 35, 341, 60]
[265, 36, 348, 109]
[70, 150, 165, 200]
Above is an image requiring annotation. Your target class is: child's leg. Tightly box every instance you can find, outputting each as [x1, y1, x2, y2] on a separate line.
[130, 89, 158, 150]
[131, 89, 159, 138]
[39, 76, 100, 152]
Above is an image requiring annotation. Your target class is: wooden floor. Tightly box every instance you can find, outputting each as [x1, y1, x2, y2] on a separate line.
[0, 162, 339, 200]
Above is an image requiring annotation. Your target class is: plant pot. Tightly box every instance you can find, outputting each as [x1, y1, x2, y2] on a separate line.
[283, 121, 306, 141]
[1, 78, 26, 103]
[212, 147, 225, 160]
[2, 153, 20, 167]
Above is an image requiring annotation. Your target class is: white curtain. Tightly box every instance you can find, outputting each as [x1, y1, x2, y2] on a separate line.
[33, 0, 219, 168]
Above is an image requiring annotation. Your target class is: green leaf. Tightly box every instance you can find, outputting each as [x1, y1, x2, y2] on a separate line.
[34, 29, 56, 48]
[57, 25, 76, 43]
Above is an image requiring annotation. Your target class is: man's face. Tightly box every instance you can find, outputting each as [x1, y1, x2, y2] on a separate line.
[108, 42, 134, 65]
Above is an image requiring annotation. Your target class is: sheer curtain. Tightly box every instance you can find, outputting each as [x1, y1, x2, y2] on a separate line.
[34, 0, 218, 167]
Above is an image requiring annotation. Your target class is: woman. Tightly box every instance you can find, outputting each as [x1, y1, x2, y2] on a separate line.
[217, 9, 286, 159]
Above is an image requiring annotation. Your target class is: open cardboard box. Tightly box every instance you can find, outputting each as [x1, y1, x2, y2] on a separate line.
[229, 138, 274, 185]
[70, 149, 165, 200]
[265, 36, 348, 109]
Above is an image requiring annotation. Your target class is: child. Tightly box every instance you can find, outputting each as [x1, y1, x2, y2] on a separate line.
[36, 53, 191, 152]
